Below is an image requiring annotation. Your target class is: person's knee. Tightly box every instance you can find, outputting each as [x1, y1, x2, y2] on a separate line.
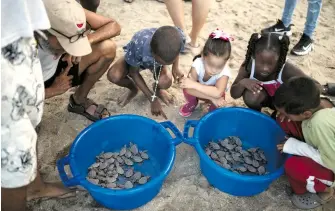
[285, 156, 302, 176]
[107, 62, 124, 84]
[243, 90, 265, 110]
[158, 74, 172, 89]
[98, 40, 117, 62]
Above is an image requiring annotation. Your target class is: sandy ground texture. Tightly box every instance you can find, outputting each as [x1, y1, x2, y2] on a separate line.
[29, 0, 335, 210]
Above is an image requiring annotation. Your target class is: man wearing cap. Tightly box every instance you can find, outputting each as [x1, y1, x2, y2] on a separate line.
[38, 0, 121, 122]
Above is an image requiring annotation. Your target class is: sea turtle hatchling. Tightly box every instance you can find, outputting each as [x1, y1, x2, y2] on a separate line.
[116, 166, 124, 175]
[119, 145, 127, 156]
[244, 156, 253, 165]
[131, 172, 142, 182]
[125, 181, 134, 189]
[210, 152, 219, 160]
[125, 168, 134, 178]
[125, 150, 132, 158]
[140, 151, 149, 160]
[106, 183, 117, 189]
[219, 139, 229, 147]
[132, 156, 143, 163]
[138, 176, 150, 185]
[245, 164, 257, 173]
[87, 178, 99, 185]
[252, 159, 260, 168]
[130, 143, 139, 155]
[124, 158, 134, 166]
[88, 169, 97, 178]
[205, 148, 212, 156]
[257, 166, 266, 175]
[91, 163, 100, 168]
[116, 156, 124, 164]
[216, 150, 226, 158]
[99, 162, 108, 170]
[209, 141, 221, 150]
[103, 152, 114, 159]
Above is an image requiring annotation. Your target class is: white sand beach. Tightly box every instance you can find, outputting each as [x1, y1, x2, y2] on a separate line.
[30, 0, 335, 210]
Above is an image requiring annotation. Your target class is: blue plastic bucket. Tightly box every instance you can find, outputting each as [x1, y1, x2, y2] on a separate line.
[57, 115, 183, 210]
[183, 107, 287, 196]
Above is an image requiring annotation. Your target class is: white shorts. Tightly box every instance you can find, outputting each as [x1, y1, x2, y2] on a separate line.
[1, 37, 44, 188]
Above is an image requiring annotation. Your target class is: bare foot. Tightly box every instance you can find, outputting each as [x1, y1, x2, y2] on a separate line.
[27, 182, 76, 201]
[157, 89, 174, 105]
[117, 89, 138, 107]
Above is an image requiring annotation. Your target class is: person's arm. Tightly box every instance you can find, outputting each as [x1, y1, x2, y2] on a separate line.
[186, 70, 228, 99]
[282, 137, 324, 166]
[84, 9, 121, 45]
[282, 62, 326, 94]
[128, 66, 154, 101]
[183, 67, 213, 100]
[230, 62, 250, 99]
[171, 55, 183, 82]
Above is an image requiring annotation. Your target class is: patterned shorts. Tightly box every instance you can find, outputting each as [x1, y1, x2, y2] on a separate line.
[1, 38, 44, 188]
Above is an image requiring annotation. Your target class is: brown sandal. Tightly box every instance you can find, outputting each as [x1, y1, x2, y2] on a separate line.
[67, 95, 110, 122]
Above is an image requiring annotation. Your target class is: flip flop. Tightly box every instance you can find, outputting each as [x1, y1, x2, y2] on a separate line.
[67, 95, 110, 122]
[291, 193, 324, 209]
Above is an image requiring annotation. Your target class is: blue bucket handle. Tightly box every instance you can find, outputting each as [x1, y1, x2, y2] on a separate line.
[183, 120, 199, 146]
[160, 121, 183, 146]
[56, 156, 80, 187]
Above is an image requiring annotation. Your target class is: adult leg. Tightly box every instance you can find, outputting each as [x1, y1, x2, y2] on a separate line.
[26, 168, 75, 201]
[189, 0, 210, 46]
[70, 40, 116, 118]
[281, 0, 298, 28]
[2, 187, 27, 211]
[303, 0, 322, 38]
[80, 0, 100, 12]
[164, 0, 187, 34]
[242, 89, 270, 111]
[107, 56, 138, 107]
[153, 66, 174, 105]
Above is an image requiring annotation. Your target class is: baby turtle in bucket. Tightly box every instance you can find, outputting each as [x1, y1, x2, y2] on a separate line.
[86, 142, 152, 189]
[204, 136, 268, 176]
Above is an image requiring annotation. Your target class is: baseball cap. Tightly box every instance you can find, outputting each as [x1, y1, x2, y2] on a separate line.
[43, 0, 92, 57]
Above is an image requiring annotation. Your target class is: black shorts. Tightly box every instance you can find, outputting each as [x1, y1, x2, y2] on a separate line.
[44, 55, 86, 88]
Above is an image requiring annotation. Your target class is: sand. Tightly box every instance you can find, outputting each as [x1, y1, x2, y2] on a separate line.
[29, 0, 335, 210]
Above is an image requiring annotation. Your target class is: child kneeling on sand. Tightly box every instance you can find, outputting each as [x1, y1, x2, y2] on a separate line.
[179, 29, 232, 117]
[274, 77, 335, 209]
[108, 26, 185, 119]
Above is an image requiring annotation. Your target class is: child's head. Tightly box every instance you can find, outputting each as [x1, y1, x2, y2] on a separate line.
[199, 30, 232, 76]
[150, 26, 182, 65]
[274, 77, 320, 121]
[245, 33, 290, 78]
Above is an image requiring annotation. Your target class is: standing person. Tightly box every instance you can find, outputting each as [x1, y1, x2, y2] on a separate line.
[261, 0, 322, 56]
[80, 0, 100, 12]
[164, 0, 211, 55]
[1, 1, 72, 211]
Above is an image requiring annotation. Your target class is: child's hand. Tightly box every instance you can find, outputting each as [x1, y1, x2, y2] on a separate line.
[211, 97, 226, 108]
[277, 144, 285, 153]
[241, 79, 263, 94]
[277, 136, 289, 153]
[180, 78, 195, 89]
[276, 111, 291, 122]
[172, 68, 184, 83]
[151, 99, 167, 119]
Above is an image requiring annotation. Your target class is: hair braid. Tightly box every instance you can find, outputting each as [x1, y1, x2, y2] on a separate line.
[244, 33, 260, 72]
[276, 35, 290, 73]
